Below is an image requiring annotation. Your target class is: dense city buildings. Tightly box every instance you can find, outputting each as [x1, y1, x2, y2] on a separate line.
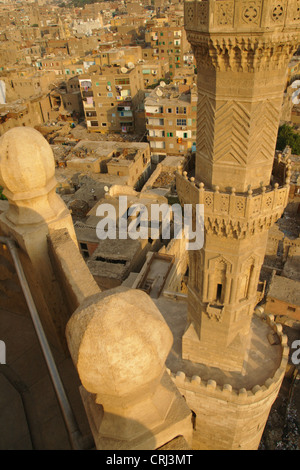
[0, 0, 299, 453]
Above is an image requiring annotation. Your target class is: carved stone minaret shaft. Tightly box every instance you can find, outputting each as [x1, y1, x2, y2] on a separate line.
[177, 0, 300, 371]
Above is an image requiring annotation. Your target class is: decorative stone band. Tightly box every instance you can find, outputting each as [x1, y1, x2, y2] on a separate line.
[184, 0, 300, 35]
[189, 34, 297, 73]
[176, 171, 290, 238]
[167, 310, 289, 404]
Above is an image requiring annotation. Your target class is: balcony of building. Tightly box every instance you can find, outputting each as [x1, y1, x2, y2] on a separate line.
[83, 99, 95, 109]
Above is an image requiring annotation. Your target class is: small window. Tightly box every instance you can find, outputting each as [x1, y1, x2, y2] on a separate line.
[216, 284, 222, 302]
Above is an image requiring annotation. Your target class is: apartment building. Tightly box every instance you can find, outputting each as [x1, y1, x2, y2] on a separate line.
[67, 37, 99, 57]
[97, 46, 143, 68]
[38, 56, 75, 77]
[145, 82, 197, 160]
[1, 68, 58, 102]
[139, 59, 169, 89]
[145, 22, 189, 79]
[79, 65, 144, 134]
[56, 76, 84, 118]
[0, 93, 55, 135]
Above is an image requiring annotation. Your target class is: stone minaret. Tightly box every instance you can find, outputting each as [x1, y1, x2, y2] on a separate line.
[177, 0, 300, 372]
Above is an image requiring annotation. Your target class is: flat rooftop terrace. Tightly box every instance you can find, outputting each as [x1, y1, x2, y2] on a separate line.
[154, 297, 283, 391]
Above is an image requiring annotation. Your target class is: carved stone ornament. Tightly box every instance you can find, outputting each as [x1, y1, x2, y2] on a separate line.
[215, 1, 234, 26]
[197, 1, 209, 26]
[206, 303, 224, 321]
[271, 3, 285, 22]
[242, 1, 261, 24]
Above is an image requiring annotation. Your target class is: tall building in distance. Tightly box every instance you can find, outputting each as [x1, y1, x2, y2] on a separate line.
[79, 65, 145, 135]
[145, 82, 197, 160]
[145, 21, 191, 78]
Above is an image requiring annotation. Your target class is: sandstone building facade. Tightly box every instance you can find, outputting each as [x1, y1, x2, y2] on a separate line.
[79, 65, 144, 134]
[145, 82, 197, 159]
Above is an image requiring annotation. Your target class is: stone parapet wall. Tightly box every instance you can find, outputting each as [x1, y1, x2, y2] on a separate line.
[184, 0, 300, 36]
[169, 312, 288, 403]
[168, 310, 289, 449]
[176, 171, 290, 238]
[48, 228, 100, 314]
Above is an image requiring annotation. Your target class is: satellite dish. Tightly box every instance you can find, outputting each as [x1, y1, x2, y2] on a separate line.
[127, 62, 134, 69]
[156, 88, 163, 97]
[121, 67, 128, 74]
[160, 81, 166, 87]
[292, 88, 300, 104]
[291, 80, 300, 89]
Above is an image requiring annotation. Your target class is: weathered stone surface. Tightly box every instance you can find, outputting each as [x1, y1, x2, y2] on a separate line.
[66, 286, 193, 449]
[173, 0, 300, 449]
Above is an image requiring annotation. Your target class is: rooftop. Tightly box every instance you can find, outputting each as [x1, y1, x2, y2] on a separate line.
[154, 298, 283, 391]
[267, 274, 300, 306]
[145, 83, 195, 107]
[70, 139, 148, 159]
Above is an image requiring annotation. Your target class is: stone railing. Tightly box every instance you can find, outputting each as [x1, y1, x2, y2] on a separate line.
[177, 171, 289, 218]
[176, 166, 291, 238]
[184, 0, 300, 34]
[169, 310, 288, 405]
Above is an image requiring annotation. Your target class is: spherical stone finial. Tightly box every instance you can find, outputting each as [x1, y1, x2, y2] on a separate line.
[66, 287, 173, 408]
[0, 127, 68, 225]
[0, 127, 56, 200]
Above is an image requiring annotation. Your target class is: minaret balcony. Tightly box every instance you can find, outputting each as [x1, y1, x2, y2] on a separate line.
[184, 0, 300, 35]
[176, 162, 291, 238]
